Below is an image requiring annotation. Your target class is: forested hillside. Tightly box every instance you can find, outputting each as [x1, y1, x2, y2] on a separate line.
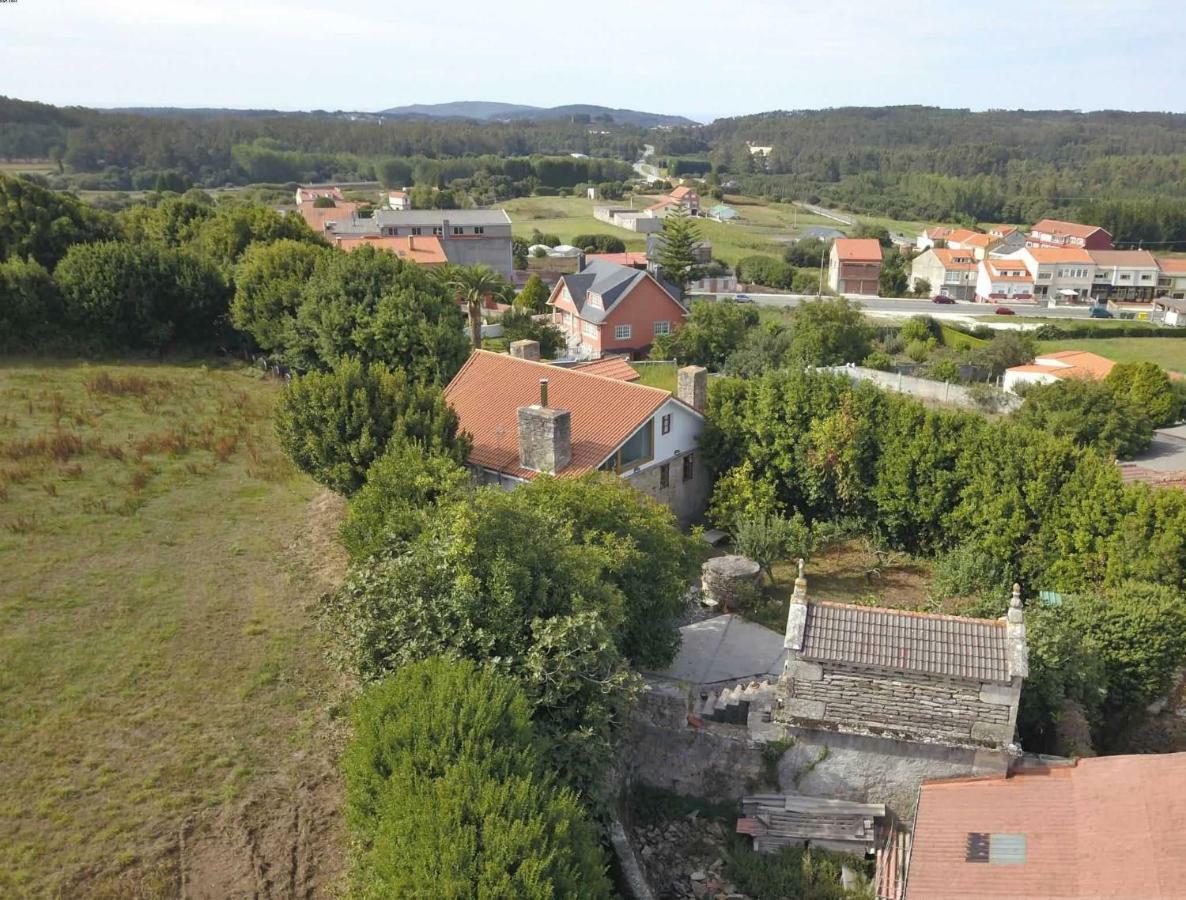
[658, 107, 1186, 241]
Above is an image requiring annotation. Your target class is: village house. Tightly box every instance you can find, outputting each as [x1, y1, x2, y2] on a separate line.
[1003, 349, 1115, 393]
[387, 190, 410, 211]
[1157, 257, 1186, 299]
[915, 227, 952, 251]
[975, 257, 1034, 302]
[442, 349, 710, 524]
[325, 208, 514, 278]
[1026, 218, 1113, 250]
[647, 184, 701, 218]
[905, 752, 1186, 899]
[986, 224, 1026, 254]
[548, 258, 689, 359]
[293, 185, 343, 206]
[828, 238, 883, 295]
[1154, 296, 1186, 326]
[1087, 249, 1160, 301]
[911, 248, 978, 300]
[295, 200, 361, 234]
[1014, 247, 1095, 301]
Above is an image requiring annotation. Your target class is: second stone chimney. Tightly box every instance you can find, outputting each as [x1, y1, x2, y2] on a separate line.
[510, 339, 541, 361]
[517, 378, 571, 474]
[677, 365, 708, 412]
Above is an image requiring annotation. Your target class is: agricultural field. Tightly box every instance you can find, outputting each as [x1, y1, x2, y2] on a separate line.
[1035, 338, 1186, 374]
[0, 361, 347, 897]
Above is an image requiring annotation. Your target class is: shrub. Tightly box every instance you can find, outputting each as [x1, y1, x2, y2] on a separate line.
[275, 358, 466, 494]
[733, 510, 815, 578]
[862, 350, 894, 371]
[344, 658, 610, 899]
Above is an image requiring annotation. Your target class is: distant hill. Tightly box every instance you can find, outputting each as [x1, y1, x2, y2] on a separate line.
[378, 100, 697, 127]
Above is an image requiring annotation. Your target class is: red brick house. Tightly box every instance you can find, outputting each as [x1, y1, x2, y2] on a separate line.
[828, 238, 883, 295]
[1026, 218, 1113, 250]
[548, 259, 689, 359]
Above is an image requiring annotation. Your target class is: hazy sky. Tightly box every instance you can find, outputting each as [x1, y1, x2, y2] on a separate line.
[5, 0, 1186, 121]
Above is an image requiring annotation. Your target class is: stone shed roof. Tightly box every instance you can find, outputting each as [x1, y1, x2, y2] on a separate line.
[799, 602, 1010, 683]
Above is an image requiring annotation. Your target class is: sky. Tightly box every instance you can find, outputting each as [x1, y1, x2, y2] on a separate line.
[4, 0, 1186, 122]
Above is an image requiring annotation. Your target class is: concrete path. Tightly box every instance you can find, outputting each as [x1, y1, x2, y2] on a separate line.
[648, 614, 786, 686]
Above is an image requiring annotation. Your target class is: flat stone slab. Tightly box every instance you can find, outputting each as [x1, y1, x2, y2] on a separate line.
[647, 613, 787, 686]
[701, 529, 730, 547]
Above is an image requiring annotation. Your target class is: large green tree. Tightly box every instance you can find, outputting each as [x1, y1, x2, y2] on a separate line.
[230, 239, 329, 352]
[786, 297, 875, 366]
[288, 245, 469, 380]
[1014, 378, 1153, 459]
[1105, 361, 1180, 428]
[653, 207, 702, 293]
[275, 358, 467, 494]
[0, 256, 60, 348]
[0, 174, 116, 267]
[54, 240, 228, 350]
[344, 658, 609, 899]
[655, 298, 758, 368]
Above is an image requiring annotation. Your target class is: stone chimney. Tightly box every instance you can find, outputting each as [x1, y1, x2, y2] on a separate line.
[517, 379, 571, 474]
[408, 234, 416, 251]
[784, 559, 809, 651]
[677, 365, 708, 412]
[510, 339, 541, 361]
[1005, 583, 1029, 679]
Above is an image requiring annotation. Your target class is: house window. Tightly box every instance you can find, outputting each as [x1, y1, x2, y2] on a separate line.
[661, 413, 672, 435]
[411, 227, 422, 236]
[1141, 273, 1152, 281]
[452, 226, 463, 236]
[654, 320, 671, 335]
[432, 226, 443, 236]
[587, 293, 603, 310]
[474, 226, 484, 235]
[614, 324, 632, 340]
[682, 454, 694, 483]
[582, 320, 597, 337]
[1119, 273, 1132, 281]
[605, 419, 654, 472]
[659, 463, 670, 489]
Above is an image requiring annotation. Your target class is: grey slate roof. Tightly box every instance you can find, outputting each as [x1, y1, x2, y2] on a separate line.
[800, 602, 1010, 683]
[560, 259, 651, 324]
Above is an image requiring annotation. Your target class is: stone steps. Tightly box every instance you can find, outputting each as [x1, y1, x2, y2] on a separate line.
[697, 680, 775, 725]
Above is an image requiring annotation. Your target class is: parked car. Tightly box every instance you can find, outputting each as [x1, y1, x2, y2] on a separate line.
[931, 295, 956, 304]
[1090, 306, 1115, 319]
[734, 293, 752, 303]
[994, 306, 1016, 315]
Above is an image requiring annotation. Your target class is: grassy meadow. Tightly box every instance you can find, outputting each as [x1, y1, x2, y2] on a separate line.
[1035, 337, 1186, 374]
[0, 361, 346, 896]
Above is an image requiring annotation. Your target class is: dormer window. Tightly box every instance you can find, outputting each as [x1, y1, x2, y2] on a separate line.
[587, 293, 603, 310]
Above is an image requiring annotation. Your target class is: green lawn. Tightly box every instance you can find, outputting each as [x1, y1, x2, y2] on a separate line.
[0, 361, 345, 896]
[1035, 338, 1186, 374]
[633, 361, 678, 393]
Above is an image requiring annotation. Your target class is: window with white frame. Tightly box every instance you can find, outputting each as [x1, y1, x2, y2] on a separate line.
[587, 293, 603, 310]
[653, 320, 671, 335]
[474, 226, 484, 235]
[582, 320, 597, 337]
[614, 324, 632, 340]
[432, 226, 443, 236]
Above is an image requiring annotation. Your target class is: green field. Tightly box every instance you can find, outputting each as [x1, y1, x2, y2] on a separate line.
[498, 193, 929, 267]
[1035, 338, 1186, 374]
[0, 361, 345, 896]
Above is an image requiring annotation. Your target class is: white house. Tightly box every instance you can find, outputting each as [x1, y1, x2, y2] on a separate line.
[443, 349, 711, 524]
[1087, 250, 1160, 301]
[1015, 247, 1096, 302]
[294, 186, 344, 206]
[387, 190, 410, 211]
[975, 258, 1034, 302]
[911, 248, 978, 300]
[1003, 350, 1116, 393]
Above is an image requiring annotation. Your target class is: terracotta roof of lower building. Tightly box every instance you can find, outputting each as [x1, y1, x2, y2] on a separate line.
[443, 350, 673, 480]
[800, 601, 1010, 683]
[906, 753, 1186, 899]
[570, 356, 641, 381]
[331, 234, 447, 265]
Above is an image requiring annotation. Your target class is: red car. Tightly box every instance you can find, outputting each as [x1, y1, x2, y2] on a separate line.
[994, 306, 1016, 315]
[931, 295, 956, 304]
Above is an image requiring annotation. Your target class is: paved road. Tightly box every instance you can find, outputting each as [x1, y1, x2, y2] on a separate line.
[693, 292, 1094, 320]
[633, 144, 661, 183]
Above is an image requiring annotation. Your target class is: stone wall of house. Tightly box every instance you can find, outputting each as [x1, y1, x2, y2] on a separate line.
[781, 660, 1020, 747]
[628, 452, 711, 526]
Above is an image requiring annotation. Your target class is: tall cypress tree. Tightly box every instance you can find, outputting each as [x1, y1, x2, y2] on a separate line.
[654, 206, 702, 295]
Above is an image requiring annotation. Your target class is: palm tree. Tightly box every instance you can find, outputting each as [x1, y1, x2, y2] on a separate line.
[446, 264, 507, 349]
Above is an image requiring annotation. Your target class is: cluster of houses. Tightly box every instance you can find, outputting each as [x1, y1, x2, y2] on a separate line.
[911, 218, 1186, 309]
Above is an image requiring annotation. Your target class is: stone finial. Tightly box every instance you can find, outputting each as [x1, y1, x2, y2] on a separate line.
[677, 365, 708, 412]
[785, 559, 809, 651]
[1005, 582, 1029, 679]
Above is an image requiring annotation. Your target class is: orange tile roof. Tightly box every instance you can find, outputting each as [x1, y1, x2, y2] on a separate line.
[1009, 350, 1115, 381]
[1158, 257, 1186, 274]
[906, 753, 1186, 899]
[945, 228, 981, 245]
[1087, 249, 1158, 267]
[331, 234, 447, 265]
[834, 238, 883, 261]
[982, 259, 1032, 281]
[570, 356, 641, 381]
[1024, 247, 1094, 264]
[443, 350, 676, 479]
[670, 186, 696, 199]
[924, 227, 953, 240]
[1030, 218, 1110, 240]
[988, 225, 1018, 237]
[961, 233, 999, 249]
[586, 251, 649, 269]
[297, 201, 361, 233]
[932, 248, 978, 269]
[647, 198, 680, 212]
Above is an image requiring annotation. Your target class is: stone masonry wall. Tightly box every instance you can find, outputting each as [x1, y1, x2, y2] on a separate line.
[783, 660, 1018, 747]
[629, 451, 711, 526]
